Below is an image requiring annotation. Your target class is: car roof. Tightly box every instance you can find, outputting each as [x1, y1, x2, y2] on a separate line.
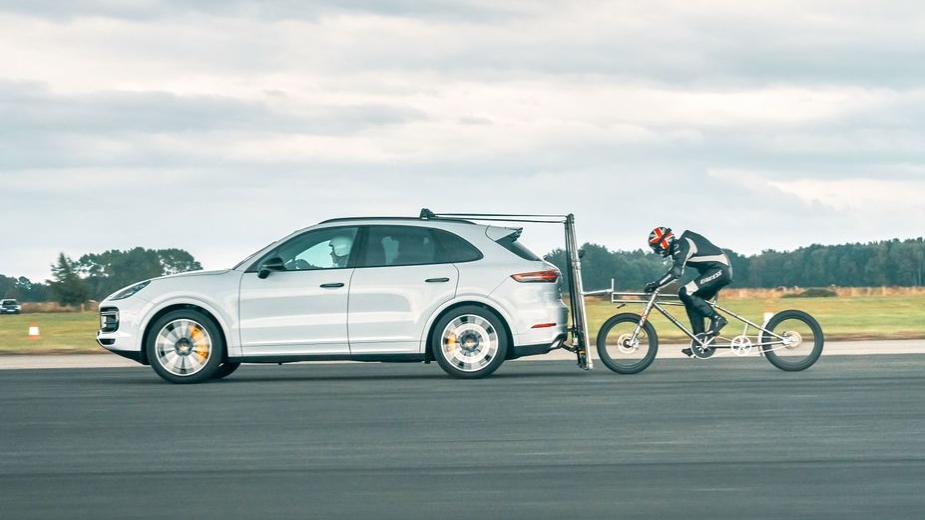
[312, 216, 521, 241]
[233, 213, 523, 271]
[319, 216, 476, 226]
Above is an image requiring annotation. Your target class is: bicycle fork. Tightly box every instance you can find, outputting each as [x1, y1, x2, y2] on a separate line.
[627, 296, 659, 345]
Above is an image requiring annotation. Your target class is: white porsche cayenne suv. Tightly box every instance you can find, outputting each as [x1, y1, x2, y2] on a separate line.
[97, 212, 569, 383]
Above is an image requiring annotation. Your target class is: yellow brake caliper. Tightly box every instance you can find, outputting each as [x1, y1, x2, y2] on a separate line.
[190, 326, 209, 362]
[444, 332, 457, 355]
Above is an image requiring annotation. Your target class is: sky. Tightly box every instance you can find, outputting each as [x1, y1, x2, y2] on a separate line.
[2, 0, 924, 283]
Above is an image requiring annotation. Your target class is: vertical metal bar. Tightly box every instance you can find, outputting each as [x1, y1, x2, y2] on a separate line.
[565, 214, 592, 370]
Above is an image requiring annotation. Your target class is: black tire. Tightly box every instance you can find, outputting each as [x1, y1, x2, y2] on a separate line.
[213, 362, 241, 380]
[596, 313, 658, 374]
[431, 305, 508, 379]
[146, 309, 225, 384]
[760, 310, 824, 371]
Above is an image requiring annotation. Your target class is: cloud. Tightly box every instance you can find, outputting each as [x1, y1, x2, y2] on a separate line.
[0, 0, 530, 23]
[770, 177, 925, 212]
[1, 0, 924, 281]
[4, 1, 925, 88]
[0, 81, 430, 169]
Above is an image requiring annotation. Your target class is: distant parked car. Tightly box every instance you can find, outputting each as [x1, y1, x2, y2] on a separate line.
[0, 299, 22, 314]
[97, 212, 569, 383]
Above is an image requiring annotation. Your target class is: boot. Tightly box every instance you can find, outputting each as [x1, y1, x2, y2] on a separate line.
[707, 314, 727, 337]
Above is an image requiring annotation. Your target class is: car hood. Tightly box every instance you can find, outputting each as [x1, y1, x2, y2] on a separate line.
[104, 269, 236, 303]
[156, 269, 232, 280]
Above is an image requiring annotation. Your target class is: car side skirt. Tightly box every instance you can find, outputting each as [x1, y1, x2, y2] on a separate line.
[231, 353, 427, 364]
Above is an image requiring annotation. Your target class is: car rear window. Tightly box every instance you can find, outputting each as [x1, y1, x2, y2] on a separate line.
[432, 229, 483, 263]
[495, 233, 542, 261]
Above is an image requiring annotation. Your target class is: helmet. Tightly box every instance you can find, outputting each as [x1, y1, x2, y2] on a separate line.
[648, 227, 675, 257]
[330, 235, 353, 258]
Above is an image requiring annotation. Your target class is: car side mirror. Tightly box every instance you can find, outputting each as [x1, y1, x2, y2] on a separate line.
[258, 257, 286, 279]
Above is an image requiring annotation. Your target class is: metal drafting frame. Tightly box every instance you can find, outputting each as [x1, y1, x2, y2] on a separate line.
[419, 209, 593, 370]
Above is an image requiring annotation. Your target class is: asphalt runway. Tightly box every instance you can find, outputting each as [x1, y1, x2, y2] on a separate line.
[1, 355, 924, 519]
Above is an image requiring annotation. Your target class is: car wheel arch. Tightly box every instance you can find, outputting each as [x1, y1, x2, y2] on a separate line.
[140, 304, 228, 366]
[424, 301, 515, 362]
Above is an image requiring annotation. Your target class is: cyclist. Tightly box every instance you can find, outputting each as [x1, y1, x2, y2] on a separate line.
[644, 227, 733, 357]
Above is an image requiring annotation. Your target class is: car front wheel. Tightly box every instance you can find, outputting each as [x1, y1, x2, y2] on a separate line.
[146, 310, 224, 384]
[431, 305, 508, 379]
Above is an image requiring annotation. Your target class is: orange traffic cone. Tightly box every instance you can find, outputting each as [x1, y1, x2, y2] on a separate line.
[28, 324, 40, 341]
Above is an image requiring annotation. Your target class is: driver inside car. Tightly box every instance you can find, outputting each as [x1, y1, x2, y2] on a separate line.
[329, 235, 353, 268]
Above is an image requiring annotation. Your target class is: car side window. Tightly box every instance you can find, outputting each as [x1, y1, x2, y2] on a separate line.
[273, 227, 359, 270]
[362, 226, 438, 267]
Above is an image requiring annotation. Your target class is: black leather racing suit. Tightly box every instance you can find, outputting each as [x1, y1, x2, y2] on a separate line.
[653, 230, 733, 335]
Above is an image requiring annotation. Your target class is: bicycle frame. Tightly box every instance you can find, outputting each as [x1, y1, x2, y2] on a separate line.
[611, 289, 791, 352]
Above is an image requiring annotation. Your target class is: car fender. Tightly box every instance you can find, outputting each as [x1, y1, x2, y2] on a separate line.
[120, 270, 243, 354]
[134, 294, 238, 357]
[417, 293, 519, 354]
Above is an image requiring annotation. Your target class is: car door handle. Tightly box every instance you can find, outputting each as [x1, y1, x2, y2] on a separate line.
[320, 283, 345, 288]
[425, 277, 450, 283]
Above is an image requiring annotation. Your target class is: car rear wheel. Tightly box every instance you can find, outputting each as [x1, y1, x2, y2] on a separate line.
[431, 305, 508, 379]
[146, 310, 224, 384]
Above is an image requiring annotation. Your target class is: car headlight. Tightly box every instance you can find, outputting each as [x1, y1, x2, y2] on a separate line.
[109, 280, 151, 300]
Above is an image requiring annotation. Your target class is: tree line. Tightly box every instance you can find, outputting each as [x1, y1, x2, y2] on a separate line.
[1, 238, 923, 305]
[546, 237, 925, 292]
[0, 247, 202, 305]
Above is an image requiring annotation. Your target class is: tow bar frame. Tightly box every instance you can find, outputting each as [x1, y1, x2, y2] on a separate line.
[420, 209, 593, 370]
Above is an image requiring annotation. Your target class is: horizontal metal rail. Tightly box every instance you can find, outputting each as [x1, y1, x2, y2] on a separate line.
[610, 291, 685, 306]
[420, 209, 570, 223]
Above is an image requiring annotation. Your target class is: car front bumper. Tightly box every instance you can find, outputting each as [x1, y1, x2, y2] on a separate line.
[96, 299, 152, 364]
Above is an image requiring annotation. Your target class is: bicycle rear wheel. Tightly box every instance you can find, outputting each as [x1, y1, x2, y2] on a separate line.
[596, 313, 658, 374]
[760, 310, 824, 371]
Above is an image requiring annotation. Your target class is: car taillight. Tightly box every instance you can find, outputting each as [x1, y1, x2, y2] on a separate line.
[511, 270, 559, 283]
[531, 323, 557, 329]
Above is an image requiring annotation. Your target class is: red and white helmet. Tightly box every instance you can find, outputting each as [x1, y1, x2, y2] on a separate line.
[648, 227, 675, 257]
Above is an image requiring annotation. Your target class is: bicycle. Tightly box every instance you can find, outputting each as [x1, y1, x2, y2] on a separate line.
[595, 287, 824, 374]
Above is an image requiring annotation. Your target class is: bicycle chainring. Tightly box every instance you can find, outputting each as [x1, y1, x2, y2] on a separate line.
[731, 335, 753, 356]
[690, 333, 715, 359]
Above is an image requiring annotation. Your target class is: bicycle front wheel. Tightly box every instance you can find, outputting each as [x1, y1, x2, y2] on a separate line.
[596, 313, 658, 374]
[760, 310, 824, 371]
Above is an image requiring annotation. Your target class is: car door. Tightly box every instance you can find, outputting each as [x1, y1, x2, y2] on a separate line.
[348, 225, 459, 354]
[238, 226, 359, 357]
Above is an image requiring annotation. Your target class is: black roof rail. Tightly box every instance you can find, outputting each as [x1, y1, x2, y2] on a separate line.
[319, 216, 420, 224]
[319, 213, 476, 225]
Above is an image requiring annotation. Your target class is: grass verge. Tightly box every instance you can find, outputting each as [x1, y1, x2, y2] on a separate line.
[0, 293, 923, 355]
